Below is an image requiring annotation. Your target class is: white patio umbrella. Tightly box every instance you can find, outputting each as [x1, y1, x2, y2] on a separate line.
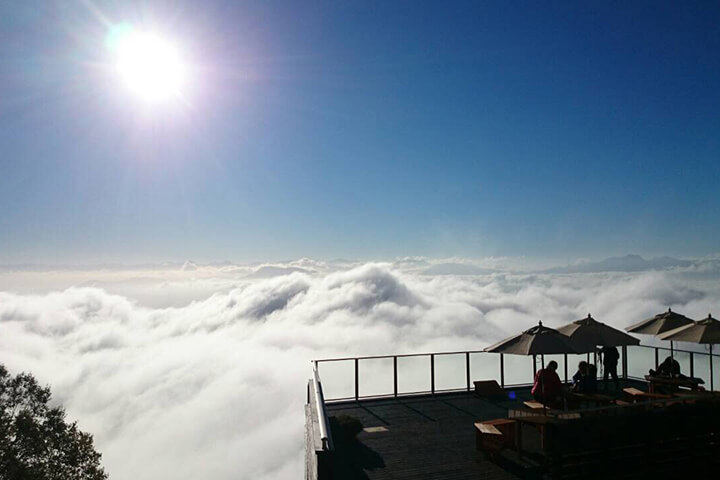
[658, 314, 720, 390]
[558, 314, 640, 352]
[625, 308, 694, 360]
[559, 314, 641, 381]
[485, 321, 581, 411]
[485, 320, 582, 357]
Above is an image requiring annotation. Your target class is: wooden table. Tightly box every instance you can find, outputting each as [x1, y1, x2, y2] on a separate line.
[644, 375, 704, 394]
[623, 387, 672, 403]
[566, 392, 614, 408]
[515, 415, 555, 452]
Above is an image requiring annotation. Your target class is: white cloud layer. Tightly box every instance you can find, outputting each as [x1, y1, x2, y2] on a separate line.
[2, 257, 720, 479]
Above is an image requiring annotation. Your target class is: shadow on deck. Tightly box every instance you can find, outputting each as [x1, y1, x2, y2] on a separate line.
[327, 386, 541, 480]
[325, 380, 659, 480]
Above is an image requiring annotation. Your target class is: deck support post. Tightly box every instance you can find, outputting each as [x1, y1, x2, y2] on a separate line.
[500, 354, 505, 389]
[622, 346, 628, 379]
[430, 354, 435, 394]
[690, 352, 694, 379]
[393, 356, 398, 398]
[354, 358, 359, 401]
[466, 352, 471, 392]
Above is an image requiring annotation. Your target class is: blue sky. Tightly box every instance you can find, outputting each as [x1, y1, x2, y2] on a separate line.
[1, 1, 719, 264]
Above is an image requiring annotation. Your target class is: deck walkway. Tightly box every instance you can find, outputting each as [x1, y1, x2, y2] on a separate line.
[325, 382, 644, 480]
[326, 389, 536, 479]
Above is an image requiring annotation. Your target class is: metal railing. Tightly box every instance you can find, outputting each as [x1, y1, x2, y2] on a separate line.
[625, 344, 717, 390]
[310, 366, 333, 451]
[314, 344, 717, 402]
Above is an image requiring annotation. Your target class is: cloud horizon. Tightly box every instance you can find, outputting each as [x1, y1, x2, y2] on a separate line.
[2, 258, 720, 479]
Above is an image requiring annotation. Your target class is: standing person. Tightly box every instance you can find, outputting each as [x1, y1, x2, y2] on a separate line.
[531, 360, 563, 408]
[599, 345, 620, 390]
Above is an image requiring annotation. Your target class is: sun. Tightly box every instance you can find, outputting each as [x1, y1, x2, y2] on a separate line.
[107, 24, 186, 102]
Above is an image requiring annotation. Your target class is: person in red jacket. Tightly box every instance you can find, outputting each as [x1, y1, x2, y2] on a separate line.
[531, 360, 563, 408]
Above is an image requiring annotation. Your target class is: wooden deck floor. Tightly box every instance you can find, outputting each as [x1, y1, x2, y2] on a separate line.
[326, 390, 532, 480]
[325, 381, 644, 480]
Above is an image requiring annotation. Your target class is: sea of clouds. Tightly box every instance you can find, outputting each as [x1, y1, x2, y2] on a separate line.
[1, 256, 720, 479]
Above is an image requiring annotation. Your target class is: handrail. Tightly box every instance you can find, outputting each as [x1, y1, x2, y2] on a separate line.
[312, 344, 715, 363]
[312, 363, 333, 451]
[313, 349, 487, 362]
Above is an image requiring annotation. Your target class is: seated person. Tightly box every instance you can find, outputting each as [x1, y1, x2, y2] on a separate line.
[572, 361, 598, 393]
[531, 360, 563, 408]
[649, 356, 681, 378]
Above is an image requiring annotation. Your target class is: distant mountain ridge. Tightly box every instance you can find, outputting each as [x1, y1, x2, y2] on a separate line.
[246, 265, 312, 279]
[422, 263, 496, 275]
[543, 254, 693, 274]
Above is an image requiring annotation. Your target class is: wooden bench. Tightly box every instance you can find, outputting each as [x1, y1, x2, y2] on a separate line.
[566, 392, 615, 408]
[645, 375, 704, 394]
[623, 387, 672, 403]
[524, 400, 546, 410]
[473, 380, 505, 398]
[475, 418, 516, 454]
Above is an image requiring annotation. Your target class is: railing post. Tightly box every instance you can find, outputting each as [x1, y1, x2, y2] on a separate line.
[533, 355, 537, 379]
[622, 346, 628, 379]
[466, 352, 471, 391]
[564, 353, 568, 384]
[689, 352, 694, 379]
[393, 356, 398, 398]
[354, 358, 359, 401]
[655, 348, 659, 370]
[431, 354, 435, 395]
[500, 354, 505, 389]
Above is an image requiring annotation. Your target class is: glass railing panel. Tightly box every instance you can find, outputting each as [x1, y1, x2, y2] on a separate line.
[397, 355, 431, 394]
[693, 351, 711, 388]
[656, 346, 672, 366]
[565, 354, 590, 384]
[626, 346, 656, 379]
[358, 357, 394, 397]
[317, 360, 355, 401]
[469, 353, 500, 385]
[502, 354, 534, 386]
[434, 353, 466, 391]
[672, 350, 691, 377]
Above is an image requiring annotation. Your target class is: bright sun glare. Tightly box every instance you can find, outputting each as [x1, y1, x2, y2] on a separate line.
[107, 24, 186, 102]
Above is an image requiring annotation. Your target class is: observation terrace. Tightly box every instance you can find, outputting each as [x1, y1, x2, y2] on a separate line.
[305, 345, 720, 479]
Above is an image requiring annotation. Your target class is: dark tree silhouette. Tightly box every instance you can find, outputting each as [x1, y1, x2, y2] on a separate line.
[0, 364, 108, 480]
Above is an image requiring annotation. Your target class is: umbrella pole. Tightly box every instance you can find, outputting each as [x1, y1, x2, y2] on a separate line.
[711, 345, 714, 391]
[541, 355, 546, 415]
